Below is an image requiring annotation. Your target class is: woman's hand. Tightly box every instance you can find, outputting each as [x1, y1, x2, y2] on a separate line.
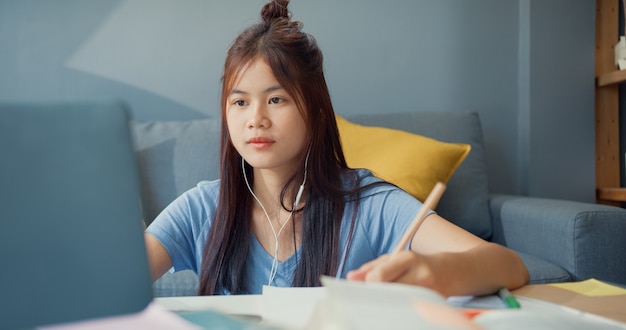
[348, 213, 529, 297]
[347, 242, 529, 297]
[346, 251, 440, 293]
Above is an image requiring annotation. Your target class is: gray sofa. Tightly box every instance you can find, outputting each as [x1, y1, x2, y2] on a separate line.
[132, 111, 626, 297]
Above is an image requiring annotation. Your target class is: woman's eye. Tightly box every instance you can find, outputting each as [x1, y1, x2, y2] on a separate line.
[269, 97, 282, 104]
[233, 100, 246, 106]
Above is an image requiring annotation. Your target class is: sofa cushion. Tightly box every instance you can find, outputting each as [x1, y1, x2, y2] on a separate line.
[517, 252, 572, 284]
[152, 270, 199, 297]
[133, 111, 492, 239]
[132, 119, 221, 225]
[336, 115, 470, 202]
[343, 112, 492, 239]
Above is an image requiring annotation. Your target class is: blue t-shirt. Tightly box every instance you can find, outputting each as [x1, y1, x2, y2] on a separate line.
[146, 169, 426, 294]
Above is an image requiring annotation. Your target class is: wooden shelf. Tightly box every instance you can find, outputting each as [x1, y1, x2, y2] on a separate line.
[597, 70, 626, 87]
[597, 187, 626, 202]
[595, 0, 623, 207]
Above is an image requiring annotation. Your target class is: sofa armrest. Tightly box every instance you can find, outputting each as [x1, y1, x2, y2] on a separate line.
[489, 194, 626, 285]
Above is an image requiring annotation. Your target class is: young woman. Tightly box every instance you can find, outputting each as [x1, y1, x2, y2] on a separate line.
[144, 0, 529, 297]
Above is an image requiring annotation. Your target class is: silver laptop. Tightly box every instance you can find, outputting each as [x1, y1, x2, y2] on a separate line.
[0, 102, 153, 329]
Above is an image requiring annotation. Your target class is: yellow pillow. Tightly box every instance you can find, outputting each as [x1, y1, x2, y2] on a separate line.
[336, 115, 471, 202]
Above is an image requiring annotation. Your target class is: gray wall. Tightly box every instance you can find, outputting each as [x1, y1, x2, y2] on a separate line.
[523, 1, 595, 202]
[0, 0, 596, 202]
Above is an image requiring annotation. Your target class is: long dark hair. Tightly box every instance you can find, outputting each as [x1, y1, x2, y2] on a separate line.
[198, 0, 368, 295]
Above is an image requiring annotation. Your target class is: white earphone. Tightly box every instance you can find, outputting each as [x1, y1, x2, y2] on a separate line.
[292, 147, 310, 209]
[242, 147, 310, 286]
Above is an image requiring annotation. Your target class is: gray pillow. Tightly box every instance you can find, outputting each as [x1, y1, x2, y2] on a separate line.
[131, 119, 221, 225]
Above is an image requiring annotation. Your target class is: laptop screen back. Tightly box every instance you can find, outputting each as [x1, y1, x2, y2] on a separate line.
[0, 102, 153, 329]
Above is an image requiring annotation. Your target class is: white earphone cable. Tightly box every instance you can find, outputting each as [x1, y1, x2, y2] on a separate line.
[242, 157, 296, 286]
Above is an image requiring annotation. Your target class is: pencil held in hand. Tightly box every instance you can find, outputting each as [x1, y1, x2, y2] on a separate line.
[392, 182, 446, 254]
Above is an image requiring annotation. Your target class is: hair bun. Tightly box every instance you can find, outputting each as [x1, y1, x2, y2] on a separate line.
[261, 0, 290, 23]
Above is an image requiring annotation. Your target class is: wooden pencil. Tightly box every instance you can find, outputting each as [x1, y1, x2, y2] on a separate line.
[392, 182, 446, 254]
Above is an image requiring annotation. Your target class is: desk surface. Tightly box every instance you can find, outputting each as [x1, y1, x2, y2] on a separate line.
[156, 294, 262, 315]
[153, 281, 626, 330]
[156, 286, 327, 329]
[513, 283, 626, 324]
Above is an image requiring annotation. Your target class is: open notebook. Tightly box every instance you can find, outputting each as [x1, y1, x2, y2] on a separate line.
[0, 102, 153, 329]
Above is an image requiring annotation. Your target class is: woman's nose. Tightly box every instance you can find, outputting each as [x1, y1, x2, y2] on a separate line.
[248, 103, 270, 129]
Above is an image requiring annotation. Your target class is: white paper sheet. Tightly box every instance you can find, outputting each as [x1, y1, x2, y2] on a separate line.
[261, 285, 327, 329]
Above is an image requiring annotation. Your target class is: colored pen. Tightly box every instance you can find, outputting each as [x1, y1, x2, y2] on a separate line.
[498, 288, 521, 309]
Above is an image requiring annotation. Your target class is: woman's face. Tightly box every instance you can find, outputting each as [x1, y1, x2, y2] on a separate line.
[226, 58, 308, 176]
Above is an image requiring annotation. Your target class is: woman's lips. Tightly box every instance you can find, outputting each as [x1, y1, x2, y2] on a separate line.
[247, 137, 275, 149]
